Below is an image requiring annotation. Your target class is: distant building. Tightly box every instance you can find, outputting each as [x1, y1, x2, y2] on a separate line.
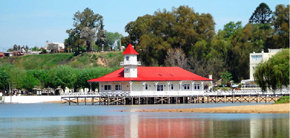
[0, 52, 4, 58]
[45, 42, 65, 53]
[241, 49, 282, 89]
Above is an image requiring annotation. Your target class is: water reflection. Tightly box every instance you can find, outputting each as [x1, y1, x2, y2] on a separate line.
[0, 103, 289, 138]
[1, 113, 288, 138]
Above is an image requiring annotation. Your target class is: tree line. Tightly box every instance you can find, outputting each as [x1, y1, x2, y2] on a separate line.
[0, 64, 115, 93]
[64, 3, 288, 83]
[121, 3, 289, 82]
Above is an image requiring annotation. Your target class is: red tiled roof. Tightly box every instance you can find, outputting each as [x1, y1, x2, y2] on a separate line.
[88, 67, 211, 82]
[122, 44, 139, 55]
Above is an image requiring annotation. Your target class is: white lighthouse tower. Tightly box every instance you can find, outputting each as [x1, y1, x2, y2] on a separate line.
[121, 44, 141, 78]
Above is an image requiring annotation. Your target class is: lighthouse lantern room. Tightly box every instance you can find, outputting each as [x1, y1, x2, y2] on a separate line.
[120, 44, 141, 78]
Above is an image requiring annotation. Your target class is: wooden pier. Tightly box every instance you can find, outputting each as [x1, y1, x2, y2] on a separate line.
[61, 94, 289, 105]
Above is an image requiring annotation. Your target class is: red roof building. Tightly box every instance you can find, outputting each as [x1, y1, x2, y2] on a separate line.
[88, 67, 211, 82]
[88, 44, 212, 96]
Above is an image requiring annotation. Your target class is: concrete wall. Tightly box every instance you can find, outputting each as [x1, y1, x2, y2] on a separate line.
[3, 96, 62, 103]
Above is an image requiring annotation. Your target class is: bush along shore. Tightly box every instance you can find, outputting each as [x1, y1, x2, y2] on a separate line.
[275, 96, 290, 104]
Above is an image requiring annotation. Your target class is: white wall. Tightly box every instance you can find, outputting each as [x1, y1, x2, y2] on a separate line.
[123, 55, 137, 65]
[99, 82, 130, 92]
[99, 81, 211, 95]
[3, 96, 62, 103]
[124, 66, 137, 78]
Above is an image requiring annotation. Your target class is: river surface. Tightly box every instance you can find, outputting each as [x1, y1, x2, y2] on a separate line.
[0, 103, 288, 138]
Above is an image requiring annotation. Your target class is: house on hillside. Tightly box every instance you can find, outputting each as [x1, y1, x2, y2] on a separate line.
[88, 44, 213, 96]
[45, 42, 65, 53]
[241, 49, 283, 90]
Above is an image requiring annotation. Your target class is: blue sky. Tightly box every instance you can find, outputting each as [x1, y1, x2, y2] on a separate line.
[0, 0, 288, 51]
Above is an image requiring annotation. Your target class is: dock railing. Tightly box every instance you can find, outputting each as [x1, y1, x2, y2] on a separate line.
[61, 89, 289, 98]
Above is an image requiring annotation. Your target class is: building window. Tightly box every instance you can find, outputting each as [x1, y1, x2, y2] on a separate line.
[194, 84, 200, 90]
[184, 84, 190, 90]
[104, 85, 111, 91]
[170, 84, 174, 90]
[126, 56, 129, 61]
[145, 84, 148, 90]
[115, 85, 121, 91]
[157, 85, 163, 91]
[251, 55, 262, 62]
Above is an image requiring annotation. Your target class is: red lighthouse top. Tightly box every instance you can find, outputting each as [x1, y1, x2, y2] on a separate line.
[122, 44, 139, 55]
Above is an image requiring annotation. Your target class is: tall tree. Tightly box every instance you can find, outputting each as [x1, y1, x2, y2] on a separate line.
[105, 32, 123, 50]
[164, 48, 188, 69]
[124, 6, 215, 66]
[249, 3, 272, 24]
[96, 19, 106, 51]
[272, 4, 289, 48]
[66, 8, 103, 53]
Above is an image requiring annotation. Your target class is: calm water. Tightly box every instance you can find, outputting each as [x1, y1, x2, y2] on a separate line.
[0, 103, 288, 138]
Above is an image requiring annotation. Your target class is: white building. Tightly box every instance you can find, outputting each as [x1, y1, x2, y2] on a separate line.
[88, 44, 213, 96]
[46, 42, 65, 52]
[242, 49, 282, 89]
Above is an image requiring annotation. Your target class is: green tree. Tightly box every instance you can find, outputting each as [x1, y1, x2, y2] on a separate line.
[254, 49, 289, 91]
[0, 70, 9, 91]
[65, 8, 103, 53]
[75, 67, 112, 90]
[272, 4, 289, 49]
[220, 72, 232, 86]
[124, 6, 215, 66]
[47, 66, 77, 89]
[96, 19, 106, 51]
[21, 72, 40, 91]
[28, 69, 49, 89]
[105, 32, 123, 50]
[249, 2, 272, 24]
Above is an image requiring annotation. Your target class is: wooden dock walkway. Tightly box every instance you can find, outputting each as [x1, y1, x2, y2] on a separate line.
[61, 93, 289, 105]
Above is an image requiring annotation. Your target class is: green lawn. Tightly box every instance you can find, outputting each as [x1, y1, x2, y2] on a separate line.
[275, 96, 290, 104]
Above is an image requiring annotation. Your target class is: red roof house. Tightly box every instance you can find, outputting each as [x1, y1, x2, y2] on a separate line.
[88, 44, 212, 96]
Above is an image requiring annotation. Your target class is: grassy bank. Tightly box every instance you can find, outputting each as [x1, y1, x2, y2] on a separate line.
[275, 96, 290, 104]
[0, 51, 123, 69]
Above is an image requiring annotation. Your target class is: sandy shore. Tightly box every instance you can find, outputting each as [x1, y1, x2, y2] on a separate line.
[138, 103, 290, 113]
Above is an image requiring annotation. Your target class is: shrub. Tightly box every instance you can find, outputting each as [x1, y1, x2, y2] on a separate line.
[275, 96, 290, 104]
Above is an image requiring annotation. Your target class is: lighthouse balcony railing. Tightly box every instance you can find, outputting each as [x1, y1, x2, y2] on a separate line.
[120, 61, 141, 66]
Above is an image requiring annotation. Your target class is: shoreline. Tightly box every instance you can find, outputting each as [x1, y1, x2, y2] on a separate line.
[138, 103, 290, 113]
